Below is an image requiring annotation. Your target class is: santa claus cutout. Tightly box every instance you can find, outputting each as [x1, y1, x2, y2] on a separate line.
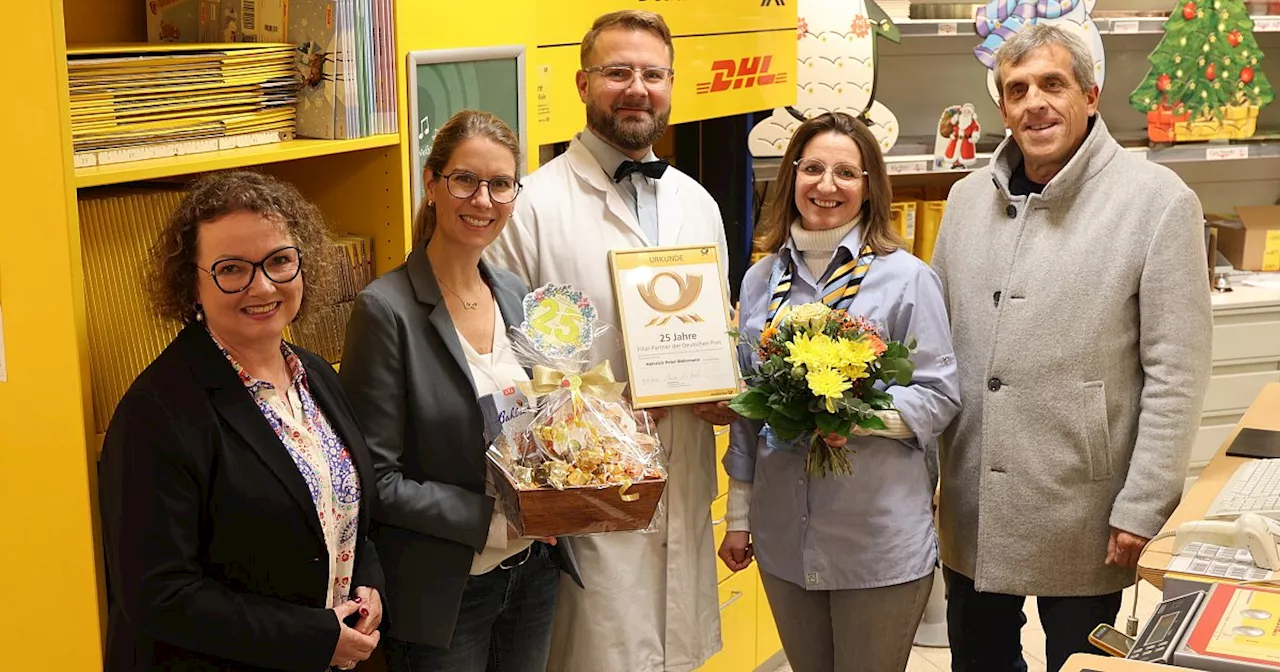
[933, 103, 981, 170]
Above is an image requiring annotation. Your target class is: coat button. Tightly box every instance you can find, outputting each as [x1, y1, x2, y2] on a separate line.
[1006, 204, 1017, 218]
[988, 377, 1003, 391]
[993, 291, 1002, 306]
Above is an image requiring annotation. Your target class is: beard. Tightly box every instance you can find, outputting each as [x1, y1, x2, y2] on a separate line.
[586, 97, 671, 152]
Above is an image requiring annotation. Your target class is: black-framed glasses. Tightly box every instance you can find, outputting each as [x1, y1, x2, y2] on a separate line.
[794, 158, 868, 187]
[583, 65, 675, 90]
[199, 246, 302, 294]
[442, 171, 522, 204]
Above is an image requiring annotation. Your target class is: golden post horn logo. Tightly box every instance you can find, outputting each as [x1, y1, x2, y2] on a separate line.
[638, 272, 705, 327]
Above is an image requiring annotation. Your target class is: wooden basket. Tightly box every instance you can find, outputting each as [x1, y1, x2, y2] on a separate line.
[487, 455, 666, 537]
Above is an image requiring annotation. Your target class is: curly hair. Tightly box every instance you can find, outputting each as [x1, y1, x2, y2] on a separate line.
[146, 170, 338, 325]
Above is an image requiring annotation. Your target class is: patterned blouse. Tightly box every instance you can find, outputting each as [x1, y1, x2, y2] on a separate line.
[213, 333, 361, 608]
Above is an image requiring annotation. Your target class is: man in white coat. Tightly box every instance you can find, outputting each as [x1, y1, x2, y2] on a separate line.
[931, 24, 1212, 672]
[484, 10, 735, 672]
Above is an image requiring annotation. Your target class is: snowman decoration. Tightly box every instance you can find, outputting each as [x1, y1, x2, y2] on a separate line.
[748, 0, 902, 157]
[973, 0, 1105, 102]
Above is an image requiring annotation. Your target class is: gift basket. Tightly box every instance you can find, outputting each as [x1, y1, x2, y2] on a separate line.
[485, 284, 667, 537]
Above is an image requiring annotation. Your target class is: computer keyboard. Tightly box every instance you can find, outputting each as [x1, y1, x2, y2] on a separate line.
[1205, 459, 1280, 520]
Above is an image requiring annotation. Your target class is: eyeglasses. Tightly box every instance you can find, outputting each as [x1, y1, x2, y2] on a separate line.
[441, 171, 522, 204]
[199, 246, 302, 294]
[794, 158, 868, 187]
[584, 65, 675, 90]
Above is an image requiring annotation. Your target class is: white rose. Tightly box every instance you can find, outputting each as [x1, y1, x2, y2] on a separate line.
[786, 302, 832, 331]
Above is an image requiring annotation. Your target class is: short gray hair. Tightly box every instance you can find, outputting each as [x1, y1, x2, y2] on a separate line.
[994, 23, 1097, 100]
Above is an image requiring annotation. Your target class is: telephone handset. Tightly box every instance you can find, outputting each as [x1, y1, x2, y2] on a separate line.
[1172, 512, 1280, 570]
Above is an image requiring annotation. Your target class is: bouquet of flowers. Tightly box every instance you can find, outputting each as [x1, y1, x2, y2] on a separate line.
[729, 302, 916, 477]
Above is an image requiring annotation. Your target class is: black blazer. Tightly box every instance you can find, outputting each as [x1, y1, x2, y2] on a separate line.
[339, 249, 581, 648]
[98, 323, 385, 672]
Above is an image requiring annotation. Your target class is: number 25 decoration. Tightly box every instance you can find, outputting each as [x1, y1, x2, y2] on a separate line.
[520, 284, 597, 359]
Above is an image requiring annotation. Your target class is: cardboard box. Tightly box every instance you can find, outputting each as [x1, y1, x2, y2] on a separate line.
[148, 0, 286, 44]
[1219, 206, 1280, 272]
[146, 0, 200, 42]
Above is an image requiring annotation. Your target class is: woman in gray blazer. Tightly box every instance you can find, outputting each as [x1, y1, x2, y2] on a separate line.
[339, 110, 579, 672]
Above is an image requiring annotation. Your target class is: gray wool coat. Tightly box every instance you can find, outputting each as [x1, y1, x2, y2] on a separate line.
[932, 115, 1213, 596]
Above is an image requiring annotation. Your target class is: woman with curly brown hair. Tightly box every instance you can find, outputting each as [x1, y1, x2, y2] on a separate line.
[97, 170, 386, 672]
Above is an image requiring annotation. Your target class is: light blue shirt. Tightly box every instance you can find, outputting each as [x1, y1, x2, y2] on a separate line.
[726, 226, 961, 591]
[577, 128, 661, 245]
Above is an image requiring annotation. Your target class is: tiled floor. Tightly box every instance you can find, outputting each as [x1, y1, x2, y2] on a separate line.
[767, 578, 1163, 672]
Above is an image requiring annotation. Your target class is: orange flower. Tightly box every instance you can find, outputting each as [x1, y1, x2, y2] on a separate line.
[760, 326, 779, 344]
[864, 333, 887, 356]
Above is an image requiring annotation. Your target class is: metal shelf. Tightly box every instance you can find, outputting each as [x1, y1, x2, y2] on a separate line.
[892, 15, 1280, 38]
[752, 139, 1280, 182]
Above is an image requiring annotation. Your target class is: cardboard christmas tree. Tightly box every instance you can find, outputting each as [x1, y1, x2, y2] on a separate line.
[1130, 0, 1274, 142]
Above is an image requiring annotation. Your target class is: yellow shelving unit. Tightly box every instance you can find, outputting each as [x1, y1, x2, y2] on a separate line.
[75, 135, 402, 188]
[0, 1, 789, 669]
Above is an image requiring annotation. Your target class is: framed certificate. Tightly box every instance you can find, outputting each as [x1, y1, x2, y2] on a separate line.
[608, 245, 740, 409]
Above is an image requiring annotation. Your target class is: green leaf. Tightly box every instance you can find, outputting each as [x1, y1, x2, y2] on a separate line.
[728, 389, 770, 420]
[856, 415, 888, 431]
[774, 398, 809, 421]
[767, 410, 807, 438]
[865, 389, 895, 411]
[815, 412, 846, 435]
[894, 358, 915, 385]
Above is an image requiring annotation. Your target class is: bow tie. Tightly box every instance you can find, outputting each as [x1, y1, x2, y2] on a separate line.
[613, 159, 669, 183]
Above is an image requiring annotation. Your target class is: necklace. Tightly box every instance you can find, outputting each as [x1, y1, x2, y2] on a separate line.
[436, 275, 483, 310]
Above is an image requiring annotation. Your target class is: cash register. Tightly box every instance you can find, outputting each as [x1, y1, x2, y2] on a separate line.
[1127, 583, 1280, 670]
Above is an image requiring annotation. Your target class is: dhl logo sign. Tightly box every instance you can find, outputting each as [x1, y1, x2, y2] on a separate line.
[695, 56, 788, 95]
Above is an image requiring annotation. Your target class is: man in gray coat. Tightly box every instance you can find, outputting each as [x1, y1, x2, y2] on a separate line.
[932, 24, 1212, 672]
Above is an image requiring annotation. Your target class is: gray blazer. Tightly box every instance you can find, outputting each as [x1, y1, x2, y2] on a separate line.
[932, 115, 1212, 597]
[339, 247, 581, 648]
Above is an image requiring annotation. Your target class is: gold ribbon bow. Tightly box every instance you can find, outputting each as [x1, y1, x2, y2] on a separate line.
[517, 360, 628, 403]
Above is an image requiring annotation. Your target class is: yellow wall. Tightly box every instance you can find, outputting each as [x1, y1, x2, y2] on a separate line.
[0, 1, 106, 669]
[0, 3, 793, 670]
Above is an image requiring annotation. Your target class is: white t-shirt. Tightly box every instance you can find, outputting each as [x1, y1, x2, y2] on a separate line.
[457, 304, 535, 575]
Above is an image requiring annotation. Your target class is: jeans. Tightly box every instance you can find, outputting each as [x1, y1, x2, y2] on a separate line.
[943, 565, 1122, 672]
[385, 542, 559, 672]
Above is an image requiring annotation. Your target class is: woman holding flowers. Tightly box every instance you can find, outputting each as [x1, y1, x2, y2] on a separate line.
[719, 112, 960, 672]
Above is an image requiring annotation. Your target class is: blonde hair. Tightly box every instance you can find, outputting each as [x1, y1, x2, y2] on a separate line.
[755, 113, 904, 256]
[413, 110, 522, 249]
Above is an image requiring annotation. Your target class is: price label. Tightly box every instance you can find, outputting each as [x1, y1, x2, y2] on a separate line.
[887, 160, 929, 175]
[1206, 146, 1249, 161]
[1112, 20, 1140, 33]
[1254, 17, 1280, 31]
[937, 22, 957, 35]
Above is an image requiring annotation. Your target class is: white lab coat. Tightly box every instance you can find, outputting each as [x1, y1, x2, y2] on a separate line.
[485, 136, 728, 672]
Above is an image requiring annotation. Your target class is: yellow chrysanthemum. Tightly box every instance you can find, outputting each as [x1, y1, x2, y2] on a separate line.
[786, 333, 841, 371]
[841, 362, 871, 382]
[806, 367, 851, 412]
[837, 337, 879, 367]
